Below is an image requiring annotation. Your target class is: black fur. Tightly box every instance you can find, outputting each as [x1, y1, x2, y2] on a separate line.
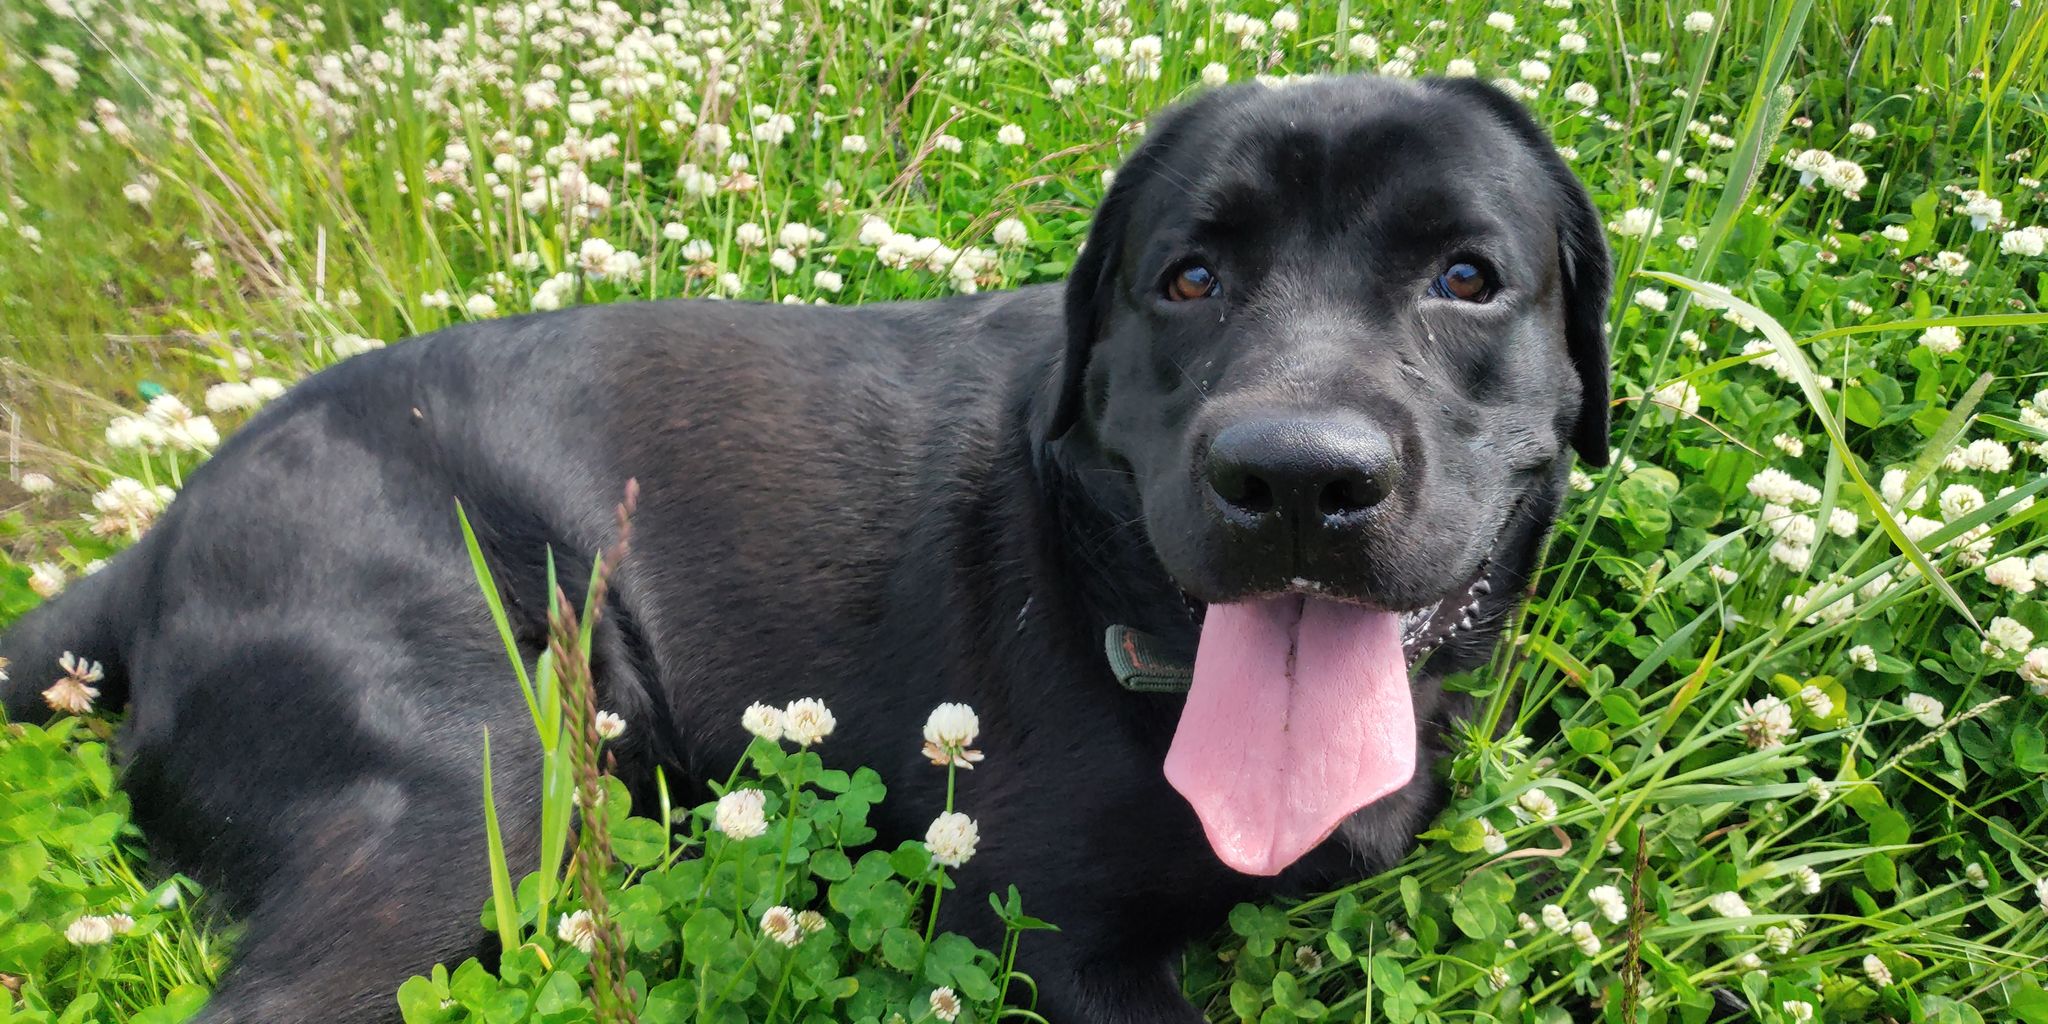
[2, 76, 1609, 1023]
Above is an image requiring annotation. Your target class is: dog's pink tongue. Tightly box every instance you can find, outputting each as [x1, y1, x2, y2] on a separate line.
[1164, 596, 1416, 876]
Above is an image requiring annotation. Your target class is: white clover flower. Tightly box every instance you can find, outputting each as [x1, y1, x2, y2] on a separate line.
[814, 270, 844, 294]
[1632, 287, 1669, 312]
[1709, 564, 1739, 585]
[741, 701, 784, 741]
[2036, 876, 2048, 913]
[1782, 1000, 1814, 1023]
[1517, 787, 1559, 821]
[1201, 62, 1230, 86]
[1794, 866, 1823, 894]
[1706, 891, 1751, 918]
[1931, 250, 1972, 276]
[1772, 433, 1805, 457]
[1902, 693, 1944, 727]
[1570, 920, 1601, 955]
[1863, 954, 1893, 986]
[1766, 926, 1795, 955]
[924, 811, 980, 867]
[993, 217, 1029, 247]
[1849, 121, 1877, 140]
[2001, 226, 2047, 257]
[104, 415, 164, 451]
[996, 124, 1026, 147]
[714, 789, 769, 839]
[778, 222, 824, 254]
[465, 294, 498, 317]
[840, 134, 869, 154]
[760, 905, 803, 946]
[1797, 685, 1834, 720]
[1962, 192, 2004, 230]
[1684, 10, 1715, 32]
[1486, 11, 1516, 31]
[1587, 885, 1628, 924]
[797, 909, 828, 935]
[1650, 379, 1697, 420]
[1939, 483, 1985, 521]
[1748, 468, 1822, 506]
[1517, 59, 1551, 84]
[1919, 324, 1963, 354]
[1769, 541, 1812, 572]
[1763, 505, 1817, 546]
[1609, 207, 1662, 238]
[1559, 32, 1587, 53]
[1540, 904, 1570, 933]
[782, 698, 835, 746]
[922, 702, 984, 768]
[28, 562, 65, 599]
[1984, 616, 2034, 655]
[1270, 9, 1300, 32]
[21, 471, 54, 494]
[1561, 81, 1599, 108]
[1828, 507, 1858, 538]
[1480, 819, 1507, 854]
[205, 381, 263, 413]
[65, 915, 124, 946]
[1881, 224, 1912, 244]
[1986, 556, 2037, 594]
[1821, 158, 1868, 196]
[557, 910, 597, 953]
[1959, 438, 2013, 472]
[1964, 863, 1989, 889]
[2021, 648, 2048, 695]
[929, 986, 962, 1022]
[1901, 514, 1944, 546]
[1879, 468, 1923, 509]
[1739, 696, 1797, 749]
[594, 710, 626, 740]
[769, 249, 798, 274]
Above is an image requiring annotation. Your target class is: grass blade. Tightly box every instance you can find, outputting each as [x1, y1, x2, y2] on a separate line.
[1643, 270, 1983, 633]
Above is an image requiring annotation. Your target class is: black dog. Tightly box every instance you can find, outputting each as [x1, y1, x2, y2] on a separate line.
[2, 75, 1609, 1023]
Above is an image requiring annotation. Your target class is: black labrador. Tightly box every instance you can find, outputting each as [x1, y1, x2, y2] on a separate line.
[1, 75, 1610, 1023]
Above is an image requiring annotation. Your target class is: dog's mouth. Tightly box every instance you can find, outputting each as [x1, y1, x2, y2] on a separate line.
[1174, 556, 1497, 670]
[1162, 557, 1501, 880]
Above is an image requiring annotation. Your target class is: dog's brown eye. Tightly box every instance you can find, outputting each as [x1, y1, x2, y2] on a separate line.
[1432, 262, 1492, 302]
[1166, 264, 1219, 301]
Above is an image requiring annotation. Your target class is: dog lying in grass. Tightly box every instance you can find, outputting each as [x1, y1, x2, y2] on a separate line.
[2, 75, 1609, 1022]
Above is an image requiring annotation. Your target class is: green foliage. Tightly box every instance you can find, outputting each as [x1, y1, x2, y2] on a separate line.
[395, 746, 1024, 1024]
[0, 718, 218, 1022]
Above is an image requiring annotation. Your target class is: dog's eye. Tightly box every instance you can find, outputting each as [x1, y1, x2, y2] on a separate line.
[1166, 264, 1220, 301]
[1431, 262, 1493, 302]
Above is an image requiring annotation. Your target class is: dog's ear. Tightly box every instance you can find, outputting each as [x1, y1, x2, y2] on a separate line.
[1033, 97, 1219, 451]
[1550, 156, 1613, 466]
[1422, 78, 1613, 466]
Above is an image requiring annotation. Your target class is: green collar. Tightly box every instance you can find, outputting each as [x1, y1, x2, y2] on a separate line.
[1103, 624, 1194, 694]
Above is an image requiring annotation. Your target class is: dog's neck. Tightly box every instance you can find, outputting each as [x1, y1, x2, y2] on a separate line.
[1021, 420, 1202, 659]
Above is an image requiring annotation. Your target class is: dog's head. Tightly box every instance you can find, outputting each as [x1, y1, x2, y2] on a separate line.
[1037, 76, 1610, 876]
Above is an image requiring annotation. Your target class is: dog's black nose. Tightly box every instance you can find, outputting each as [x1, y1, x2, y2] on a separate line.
[1206, 418, 1399, 526]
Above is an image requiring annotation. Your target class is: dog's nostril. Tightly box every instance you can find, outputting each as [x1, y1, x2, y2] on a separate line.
[1233, 475, 1275, 514]
[1211, 465, 1277, 515]
[1317, 474, 1388, 517]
